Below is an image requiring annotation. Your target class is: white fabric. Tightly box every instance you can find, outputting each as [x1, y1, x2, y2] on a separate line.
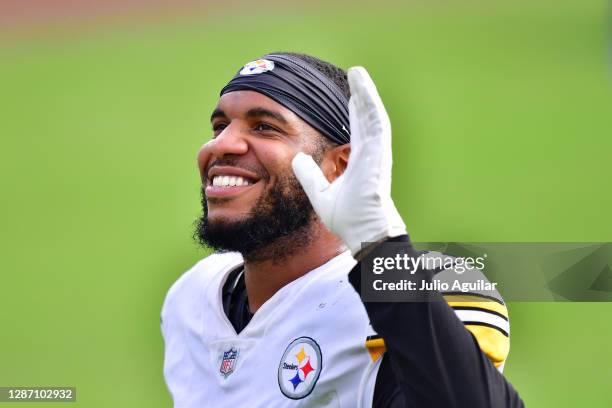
[161, 251, 379, 408]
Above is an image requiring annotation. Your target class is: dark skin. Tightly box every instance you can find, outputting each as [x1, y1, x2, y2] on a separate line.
[198, 90, 351, 312]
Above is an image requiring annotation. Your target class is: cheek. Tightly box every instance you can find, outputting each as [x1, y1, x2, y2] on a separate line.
[252, 140, 299, 181]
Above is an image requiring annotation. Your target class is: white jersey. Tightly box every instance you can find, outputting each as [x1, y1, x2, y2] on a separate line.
[162, 251, 510, 407]
[161, 251, 378, 407]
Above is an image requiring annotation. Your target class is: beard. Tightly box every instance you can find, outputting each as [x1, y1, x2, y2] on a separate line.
[194, 168, 317, 263]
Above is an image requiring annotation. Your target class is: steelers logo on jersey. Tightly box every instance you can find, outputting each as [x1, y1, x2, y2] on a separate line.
[277, 337, 322, 399]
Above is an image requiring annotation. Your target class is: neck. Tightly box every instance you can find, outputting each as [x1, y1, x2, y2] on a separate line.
[243, 220, 345, 313]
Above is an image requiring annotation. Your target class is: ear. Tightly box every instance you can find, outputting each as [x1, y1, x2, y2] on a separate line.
[320, 144, 351, 182]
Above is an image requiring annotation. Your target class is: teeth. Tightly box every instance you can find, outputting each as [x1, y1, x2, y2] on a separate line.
[212, 175, 253, 187]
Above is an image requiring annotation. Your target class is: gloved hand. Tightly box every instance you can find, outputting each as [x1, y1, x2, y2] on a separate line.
[292, 66, 406, 258]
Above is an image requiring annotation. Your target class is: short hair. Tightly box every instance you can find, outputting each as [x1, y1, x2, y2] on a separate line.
[271, 52, 351, 100]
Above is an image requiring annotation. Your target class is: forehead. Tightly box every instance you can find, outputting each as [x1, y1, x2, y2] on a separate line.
[215, 90, 303, 123]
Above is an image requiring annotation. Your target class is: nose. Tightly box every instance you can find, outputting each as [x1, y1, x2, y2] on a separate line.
[198, 123, 249, 178]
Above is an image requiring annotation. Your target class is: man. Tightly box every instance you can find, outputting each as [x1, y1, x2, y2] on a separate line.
[161, 52, 523, 407]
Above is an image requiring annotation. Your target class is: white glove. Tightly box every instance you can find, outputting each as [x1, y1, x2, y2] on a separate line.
[292, 66, 407, 257]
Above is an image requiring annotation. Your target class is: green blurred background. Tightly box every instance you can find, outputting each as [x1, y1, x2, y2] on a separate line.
[1, 0, 610, 406]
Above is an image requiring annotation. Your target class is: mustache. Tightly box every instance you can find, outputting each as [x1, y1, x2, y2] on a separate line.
[204, 158, 269, 181]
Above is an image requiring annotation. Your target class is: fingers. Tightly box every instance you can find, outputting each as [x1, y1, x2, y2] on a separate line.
[348, 97, 363, 153]
[348, 66, 378, 102]
[291, 152, 330, 200]
[347, 66, 391, 144]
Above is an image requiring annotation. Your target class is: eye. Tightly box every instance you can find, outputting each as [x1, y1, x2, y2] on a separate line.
[212, 123, 227, 135]
[254, 123, 279, 132]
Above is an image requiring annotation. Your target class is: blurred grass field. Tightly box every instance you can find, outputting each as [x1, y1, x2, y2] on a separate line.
[1, 0, 611, 406]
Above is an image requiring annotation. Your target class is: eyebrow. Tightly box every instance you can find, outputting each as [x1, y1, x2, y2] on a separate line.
[209, 107, 289, 125]
[210, 107, 226, 122]
[245, 107, 288, 124]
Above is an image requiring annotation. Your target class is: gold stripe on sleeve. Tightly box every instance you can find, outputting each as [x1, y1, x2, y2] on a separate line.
[444, 295, 508, 319]
[365, 338, 386, 362]
[463, 324, 510, 368]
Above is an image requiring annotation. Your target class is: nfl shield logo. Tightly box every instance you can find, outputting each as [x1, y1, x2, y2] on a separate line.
[219, 348, 239, 378]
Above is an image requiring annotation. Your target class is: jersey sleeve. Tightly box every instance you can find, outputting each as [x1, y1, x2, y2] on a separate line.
[424, 250, 511, 372]
[353, 235, 523, 407]
[364, 250, 511, 371]
[443, 293, 509, 371]
[365, 297, 510, 369]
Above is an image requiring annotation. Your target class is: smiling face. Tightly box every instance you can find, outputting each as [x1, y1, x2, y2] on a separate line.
[195, 90, 334, 260]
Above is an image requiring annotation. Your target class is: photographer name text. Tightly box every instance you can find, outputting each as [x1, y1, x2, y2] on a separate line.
[372, 279, 498, 292]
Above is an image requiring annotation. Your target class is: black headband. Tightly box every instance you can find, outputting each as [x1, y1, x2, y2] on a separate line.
[220, 54, 350, 145]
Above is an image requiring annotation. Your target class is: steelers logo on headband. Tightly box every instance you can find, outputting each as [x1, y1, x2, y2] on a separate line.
[240, 59, 275, 76]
